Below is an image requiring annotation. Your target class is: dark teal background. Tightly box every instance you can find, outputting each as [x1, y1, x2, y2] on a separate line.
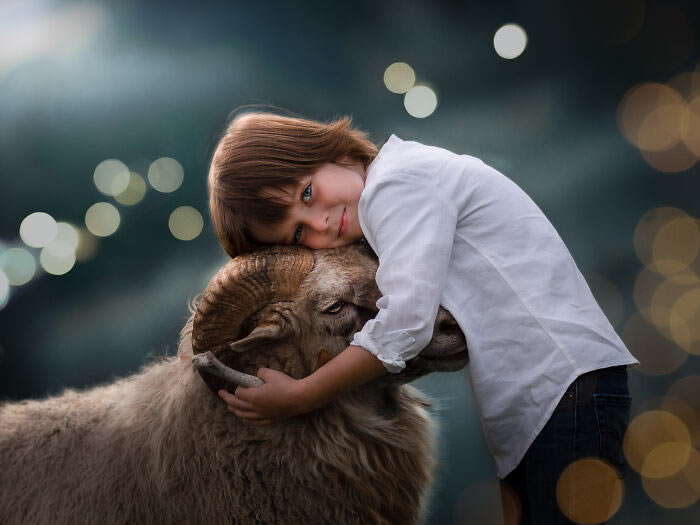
[1, 1, 699, 522]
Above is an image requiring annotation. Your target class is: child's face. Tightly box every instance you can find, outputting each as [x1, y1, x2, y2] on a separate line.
[251, 158, 366, 249]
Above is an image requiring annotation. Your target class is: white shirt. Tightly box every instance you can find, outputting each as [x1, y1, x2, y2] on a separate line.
[350, 134, 639, 478]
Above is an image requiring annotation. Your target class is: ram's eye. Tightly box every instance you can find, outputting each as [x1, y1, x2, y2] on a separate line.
[324, 301, 345, 314]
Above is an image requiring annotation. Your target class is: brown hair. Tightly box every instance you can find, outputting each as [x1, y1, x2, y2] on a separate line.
[208, 109, 379, 258]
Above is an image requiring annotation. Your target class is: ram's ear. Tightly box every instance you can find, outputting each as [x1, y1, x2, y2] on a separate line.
[229, 322, 290, 353]
[315, 348, 333, 370]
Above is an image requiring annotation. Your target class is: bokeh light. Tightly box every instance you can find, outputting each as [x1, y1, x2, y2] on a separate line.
[639, 141, 698, 173]
[493, 24, 527, 59]
[658, 395, 699, 449]
[684, 446, 700, 496]
[617, 77, 700, 172]
[114, 171, 147, 205]
[0, 269, 9, 310]
[641, 446, 700, 509]
[555, 458, 623, 524]
[85, 202, 120, 237]
[0, 247, 36, 286]
[19, 212, 57, 248]
[168, 206, 204, 241]
[669, 288, 700, 355]
[642, 441, 692, 479]
[683, 94, 700, 157]
[383, 62, 416, 94]
[618, 83, 685, 150]
[404, 85, 438, 118]
[621, 313, 687, 375]
[75, 227, 99, 262]
[148, 157, 184, 193]
[39, 240, 76, 276]
[635, 269, 697, 334]
[93, 159, 130, 197]
[633, 207, 696, 273]
[667, 71, 700, 100]
[651, 216, 700, 275]
[624, 410, 691, 475]
[667, 375, 700, 447]
[55, 222, 80, 251]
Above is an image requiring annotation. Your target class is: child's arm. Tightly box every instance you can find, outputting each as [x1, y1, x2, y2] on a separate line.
[218, 345, 386, 425]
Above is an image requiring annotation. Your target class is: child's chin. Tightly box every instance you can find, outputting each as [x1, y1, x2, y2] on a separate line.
[335, 236, 359, 248]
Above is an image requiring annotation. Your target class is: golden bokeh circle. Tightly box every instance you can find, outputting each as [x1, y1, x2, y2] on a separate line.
[555, 458, 623, 524]
[667, 375, 700, 447]
[640, 140, 698, 173]
[75, 227, 99, 262]
[115, 171, 147, 206]
[642, 441, 692, 479]
[618, 83, 686, 151]
[168, 206, 203, 241]
[383, 62, 416, 94]
[667, 71, 700, 100]
[85, 202, 120, 237]
[148, 157, 184, 193]
[669, 287, 700, 354]
[624, 410, 691, 474]
[637, 103, 687, 152]
[651, 217, 700, 276]
[39, 240, 76, 276]
[633, 207, 690, 271]
[682, 94, 700, 157]
[660, 395, 700, 449]
[641, 446, 700, 509]
[621, 313, 687, 376]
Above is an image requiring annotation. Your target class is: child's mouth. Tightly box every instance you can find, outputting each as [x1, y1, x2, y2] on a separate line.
[338, 208, 347, 237]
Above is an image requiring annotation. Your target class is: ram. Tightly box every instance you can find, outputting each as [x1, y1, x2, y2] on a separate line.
[0, 242, 468, 525]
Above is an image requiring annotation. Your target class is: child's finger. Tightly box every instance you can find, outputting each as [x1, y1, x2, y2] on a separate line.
[218, 389, 255, 410]
[227, 405, 266, 421]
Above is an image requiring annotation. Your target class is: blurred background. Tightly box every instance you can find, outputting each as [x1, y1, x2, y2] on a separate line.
[1, 0, 699, 523]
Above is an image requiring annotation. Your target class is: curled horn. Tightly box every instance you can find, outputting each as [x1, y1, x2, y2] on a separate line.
[192, 351, 263, 387]
[191, 246, 314, 393]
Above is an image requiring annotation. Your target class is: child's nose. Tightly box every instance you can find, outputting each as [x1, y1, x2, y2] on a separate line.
[310, 213, 328, 232]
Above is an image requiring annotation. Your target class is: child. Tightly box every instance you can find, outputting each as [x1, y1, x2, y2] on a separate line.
[207, 110, 639, 524]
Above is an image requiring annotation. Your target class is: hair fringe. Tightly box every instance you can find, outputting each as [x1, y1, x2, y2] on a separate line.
[207, 108, 379, 258]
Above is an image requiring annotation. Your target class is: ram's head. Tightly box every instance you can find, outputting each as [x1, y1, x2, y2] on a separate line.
[191, 242, 468, 394]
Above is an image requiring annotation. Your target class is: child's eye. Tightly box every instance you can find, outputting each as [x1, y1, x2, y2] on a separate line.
[301, 183, 312, 202]
[293, 183, 312, 243]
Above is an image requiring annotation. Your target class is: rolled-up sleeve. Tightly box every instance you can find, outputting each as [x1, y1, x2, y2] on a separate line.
[350, 171, 458, 372]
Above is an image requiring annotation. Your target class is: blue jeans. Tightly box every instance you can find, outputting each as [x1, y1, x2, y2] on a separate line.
[500, 365, 632, 525]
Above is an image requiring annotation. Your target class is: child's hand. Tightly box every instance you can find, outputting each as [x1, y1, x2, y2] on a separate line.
[218, 368, 311, 426]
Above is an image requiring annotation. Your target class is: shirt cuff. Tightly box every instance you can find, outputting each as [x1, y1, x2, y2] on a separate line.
[351, 330, 407, 374]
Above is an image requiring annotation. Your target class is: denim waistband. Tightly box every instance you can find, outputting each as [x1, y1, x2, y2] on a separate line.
[560, 365, 629, 406]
